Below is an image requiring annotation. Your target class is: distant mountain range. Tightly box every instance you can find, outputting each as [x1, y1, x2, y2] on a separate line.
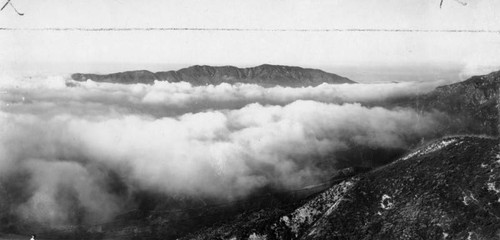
[71, 64, 356, 87]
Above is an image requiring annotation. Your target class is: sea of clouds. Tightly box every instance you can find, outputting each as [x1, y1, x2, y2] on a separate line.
[0, 75, 451, 227]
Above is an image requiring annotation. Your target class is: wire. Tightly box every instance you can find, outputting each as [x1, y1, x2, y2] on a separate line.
[0, 27, 499, 33]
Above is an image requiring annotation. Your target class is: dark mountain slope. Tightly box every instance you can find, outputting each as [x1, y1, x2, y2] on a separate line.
[71, 64, 355, 87]
[303, 136, 500, 240]
[186, 136, 500, 239]
[71, 70, 158, 84]
[402, 70, 499, 136]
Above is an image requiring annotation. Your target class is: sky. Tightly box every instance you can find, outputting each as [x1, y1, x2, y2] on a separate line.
[0, 0, 499, 78]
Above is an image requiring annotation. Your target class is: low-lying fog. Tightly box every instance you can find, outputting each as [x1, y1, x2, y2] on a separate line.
[0, 75, 451, 227]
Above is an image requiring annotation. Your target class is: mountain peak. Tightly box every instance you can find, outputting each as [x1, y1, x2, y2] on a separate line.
[71, 64, 356, 87]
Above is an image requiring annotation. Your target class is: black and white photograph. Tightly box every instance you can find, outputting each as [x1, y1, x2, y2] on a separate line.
[0, 0, 499, 239]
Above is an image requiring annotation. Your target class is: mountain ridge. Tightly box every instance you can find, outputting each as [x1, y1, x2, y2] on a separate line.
[184, 135, 500, 239]
[403, 70, 499, 136]
[71, 64, 356, 87]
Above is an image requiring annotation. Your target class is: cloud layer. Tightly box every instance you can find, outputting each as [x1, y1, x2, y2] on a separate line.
[1, 76, 452, 117]
[0, 76, 448, 227]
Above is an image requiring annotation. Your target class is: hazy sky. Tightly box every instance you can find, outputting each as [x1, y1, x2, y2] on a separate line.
[0, 0, 499, 76]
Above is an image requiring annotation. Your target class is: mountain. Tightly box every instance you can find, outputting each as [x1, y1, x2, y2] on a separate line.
[420, 70, 499, 136]
[185, 136, 500, 239]
[392, 70, 500, 136]
[71, 64, 356, 87]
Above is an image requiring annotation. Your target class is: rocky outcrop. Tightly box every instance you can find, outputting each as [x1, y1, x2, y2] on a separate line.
[71, 64, 355, 87]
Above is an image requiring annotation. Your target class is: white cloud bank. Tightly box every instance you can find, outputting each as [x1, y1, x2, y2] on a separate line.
[0, 75, 449, 227]
[1, 76, 451, 117]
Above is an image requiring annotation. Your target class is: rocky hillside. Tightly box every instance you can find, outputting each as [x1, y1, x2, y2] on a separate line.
[185, 136, 500, 239]
[71, 64, 355, 87]
[394, 70, 499, 136]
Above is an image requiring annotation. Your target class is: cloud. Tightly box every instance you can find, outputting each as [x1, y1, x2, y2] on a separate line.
[1, 76, 450, 117]
[17, 159, 121, 227]
[0, 75, 449, 227]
